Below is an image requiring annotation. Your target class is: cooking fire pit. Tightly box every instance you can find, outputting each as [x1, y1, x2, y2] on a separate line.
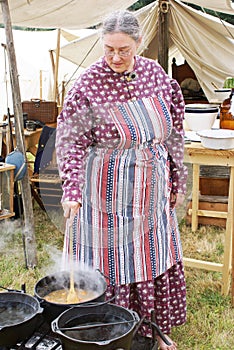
[0, 284, 169, 350]
[0, 318, 158, 350]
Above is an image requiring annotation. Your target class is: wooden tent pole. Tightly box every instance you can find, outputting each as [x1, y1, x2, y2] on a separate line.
[40, 70, 43, 99]
[0, 0, 37, 268]
[49, 49, 56, 100]
[53, 28, 61, 105]
[61, 80, 66, 108]
[49, 49, 56, 77]
[158, 0, 170, 73]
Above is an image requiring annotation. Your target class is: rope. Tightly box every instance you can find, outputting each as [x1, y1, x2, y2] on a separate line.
[213, 11, 234, 40]
[61, 36, 100, 92]
[2, 43, 9, 108]
[200, 7, 234, 40]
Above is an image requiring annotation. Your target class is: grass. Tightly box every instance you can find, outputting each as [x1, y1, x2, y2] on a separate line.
[172, 221, 234, 349]
[0, 205, 234, 349]
[0, 207, 64, 292]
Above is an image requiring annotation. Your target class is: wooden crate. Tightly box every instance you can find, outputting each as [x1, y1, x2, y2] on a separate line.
[199, 177, 229, 196]
[199, 165, 230, 197]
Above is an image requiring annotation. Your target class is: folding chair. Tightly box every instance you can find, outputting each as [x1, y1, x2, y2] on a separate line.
[30, 125, 63, 211]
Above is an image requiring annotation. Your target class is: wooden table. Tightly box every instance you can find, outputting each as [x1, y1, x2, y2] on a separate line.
[6, 122, 56, 157]
[21, 128, 42, 156]
[184, 142, 234, 301]
[3, 127, 42, 156]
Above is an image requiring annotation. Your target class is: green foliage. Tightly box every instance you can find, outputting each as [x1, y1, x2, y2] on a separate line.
[129, 0, 155, 11]
[0, 24, 54, 30]
[182, 2, 234, 25]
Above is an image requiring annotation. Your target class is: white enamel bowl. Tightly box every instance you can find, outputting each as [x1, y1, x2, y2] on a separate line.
[214, 89, 231, 103]
[184, 104, 219, 131]
[197, 129, 234, 150]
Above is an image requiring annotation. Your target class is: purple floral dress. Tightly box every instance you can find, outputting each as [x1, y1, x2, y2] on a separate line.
[56, 56, 187, 336]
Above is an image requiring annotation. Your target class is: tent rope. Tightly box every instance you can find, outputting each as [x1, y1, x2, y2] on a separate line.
[62, 36, 100, 90]
[2, 43, 9, 108]
[200, 7, 234, 40]
[213, 11, 234, 40]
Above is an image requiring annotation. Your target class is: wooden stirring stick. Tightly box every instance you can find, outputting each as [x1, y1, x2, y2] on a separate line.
[67, 223, 79, 304]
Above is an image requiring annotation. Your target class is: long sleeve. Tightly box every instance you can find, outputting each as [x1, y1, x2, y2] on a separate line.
[165, 78, 188, 194]
[56, 85, 93, 203]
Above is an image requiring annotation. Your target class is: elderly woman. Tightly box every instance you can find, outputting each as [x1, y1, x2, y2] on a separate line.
[56, 10, 187, 350]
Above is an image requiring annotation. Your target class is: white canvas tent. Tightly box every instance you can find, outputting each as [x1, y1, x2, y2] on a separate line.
[0, 28, 91, 118]
[0, 0, 137, 29]
[53, 0, 234, 102]
[0, 0, 234, 106]
[0, 0, 233, 28]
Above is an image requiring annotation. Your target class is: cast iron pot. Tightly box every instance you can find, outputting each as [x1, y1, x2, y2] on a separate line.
[0, 291, 43, 347]
[34, 269, 107, 323]
[51, 303, 140, 350]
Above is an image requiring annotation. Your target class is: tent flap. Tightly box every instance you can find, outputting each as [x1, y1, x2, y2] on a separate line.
[1, 1, 233, 29]
[0, 0, 138, 29]
[170, 1, 234, 100]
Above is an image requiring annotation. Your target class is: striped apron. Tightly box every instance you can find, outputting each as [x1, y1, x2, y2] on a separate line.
[63, 95, 183, 286]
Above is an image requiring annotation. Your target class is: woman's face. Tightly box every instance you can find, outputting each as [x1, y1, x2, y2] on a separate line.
[103, 32, 140, 74]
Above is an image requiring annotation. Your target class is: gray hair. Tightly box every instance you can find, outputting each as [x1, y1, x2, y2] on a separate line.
[101, 10, 141, 42]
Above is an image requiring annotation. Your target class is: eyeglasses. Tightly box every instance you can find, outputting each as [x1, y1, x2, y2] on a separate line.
[104, 48, 132, 58]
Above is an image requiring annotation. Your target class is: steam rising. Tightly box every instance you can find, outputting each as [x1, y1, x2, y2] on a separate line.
[35, 267, 106, 301]
[0, 219, 22, 251]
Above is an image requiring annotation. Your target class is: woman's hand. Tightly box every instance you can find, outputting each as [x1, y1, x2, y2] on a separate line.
[170, 193, 185, 209]
[62, 201, 81, 226]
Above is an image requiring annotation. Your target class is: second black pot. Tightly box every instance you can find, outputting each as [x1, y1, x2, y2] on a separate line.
[0, 292, 43, 346]
[51, 303, 140, 350]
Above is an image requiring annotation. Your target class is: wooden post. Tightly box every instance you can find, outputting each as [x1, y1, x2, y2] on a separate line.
[1, 0, 37, 267]
[40, 70, 43, 99]
[49, 49, 56, 79]
[54, 28, 61, 105]
[158, 0, 170, 73]
[61, 80, 66, 108]
[231, 166, 234, 306]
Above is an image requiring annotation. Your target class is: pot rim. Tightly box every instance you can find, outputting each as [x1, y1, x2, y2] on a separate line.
[34, 269, 107, 307]
[51, 305, 140, 346]
[0, 291, 43, 330]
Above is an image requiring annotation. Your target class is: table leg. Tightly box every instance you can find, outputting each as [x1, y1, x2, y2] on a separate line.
[191, 164, 200, 232]
[221, 166, 233, 295]
[224, 166, 234, 301]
